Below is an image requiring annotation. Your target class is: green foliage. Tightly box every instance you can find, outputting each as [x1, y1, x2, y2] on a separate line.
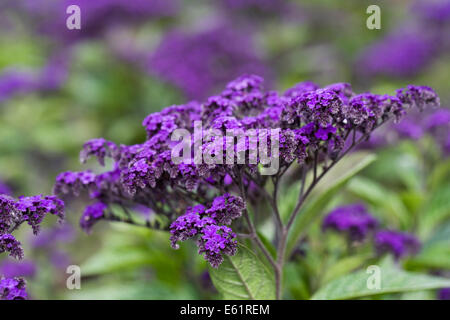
[285, 152, 377, 257]
[312, 258, 450, 300]
[209, 244, 276, 300]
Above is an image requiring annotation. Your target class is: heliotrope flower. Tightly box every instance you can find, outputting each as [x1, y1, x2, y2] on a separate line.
[322, 204, 378, 241]
[80, 202, 107, 234]
[15, 195, 65, 235]
[53, 74, 440, 267]
[170, 195, 242, 267]
[0, 260, 36, 279]
[438, 288, 450, 300]
[0, 234, 24, 260]
[0, 277, 27, 300]
[374, 230, 421, 260]
[148, 26, 271, 99]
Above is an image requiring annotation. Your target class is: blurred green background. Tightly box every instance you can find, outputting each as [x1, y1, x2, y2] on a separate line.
[0, 0, 448, 299]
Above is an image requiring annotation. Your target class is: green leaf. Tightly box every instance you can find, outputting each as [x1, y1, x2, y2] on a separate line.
[347, 177, 411, 228]
[418, 183, 450, 237]
[286, 152, 377, 257]
[209, 244, 276, 300]
[321, 254, 370, 285]
[406, 221, 450, 269]
[311, 259, 450, 300]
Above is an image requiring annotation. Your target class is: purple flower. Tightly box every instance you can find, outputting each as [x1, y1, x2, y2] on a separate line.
[148, 26, 271, 99]
[0, 180, 12, 196]
[322, 204, 378, 241]
[170, 195, 243, 267]
[426, 109, 450, 129]
[0, 260, 36, 278]
[80, 138, 118, 166]
[205, 193, 245, 225]
[357, 30, 437, 78]
[374, 230, 421, 260]
[0, 234, 24, 260]
[54, 74, 440, 267]
[393, 119, 424, 140]
[0, 195, 16, 234]
[197, 224, 237, 268]
[0, 69, 36, 102]
[0, 277, 27, 300]
[438, 288, 450, 300]
[15, 195, 65, 235]
[31, 224, 75, 249]
[20, 0, 178, 42]
[54, 171, 96, 196]
[80, 202, 107, 234]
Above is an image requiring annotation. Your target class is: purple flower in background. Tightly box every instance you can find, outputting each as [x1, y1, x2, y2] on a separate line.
[374, 230, 421, 260]
[393, 119, 424, 140]
[17, 0, 178, 42]
[413, 0, 450, 23]
[0, 69, 36, 102]
[0, 260, 36, 278]
[322, 204, 378, 241]
[31, 224, 75, 249]
[38, 54, 69, 91]
[0, 57, 69, 103]
[357, 30, 437, 78]
[438, 288, 450, 300]
[148, 26, 271, 99]
[49, 250, 71, 269]
[80, 202, 107, 234]
[426, 109, 450, 129]
[0, 180, 12, 196]
[0, 277, 27, 300]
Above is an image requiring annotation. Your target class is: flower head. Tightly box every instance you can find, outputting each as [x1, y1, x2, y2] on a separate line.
[0, 277, 27, 300]
[322, 204, 378, 241]
[374, 230, 421, 260]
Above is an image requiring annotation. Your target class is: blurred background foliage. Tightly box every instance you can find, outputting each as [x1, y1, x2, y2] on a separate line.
[0, 0, 448, 299]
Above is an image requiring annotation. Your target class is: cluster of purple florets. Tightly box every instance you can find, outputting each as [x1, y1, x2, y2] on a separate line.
[53, 74, 439, 266]
[0, 277, 27, 300]
[322, 204, 378, 241]
[0, 192, 64, 299]
[170, 194, 244, 267]
[0, 194, 64, 258]
[322, 203, 421, 259]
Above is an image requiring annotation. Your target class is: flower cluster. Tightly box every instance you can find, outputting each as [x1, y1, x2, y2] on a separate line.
[374, 230, 421, 260]
[362, 107, 450, 156]
[17, 0, 178, 42]
[0, 260, 36, 279]
[322, 203, 422, 259]
[54, 75, 439, 267]
[170, 194, 244, 267]
[0, 55, 68, 103]
[357, 0, 450, 79]
[0, 191, 64, 299]
[0, 277, 27, 300]
[322, 204, 378, 241]
[148, 26, 271, 99]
